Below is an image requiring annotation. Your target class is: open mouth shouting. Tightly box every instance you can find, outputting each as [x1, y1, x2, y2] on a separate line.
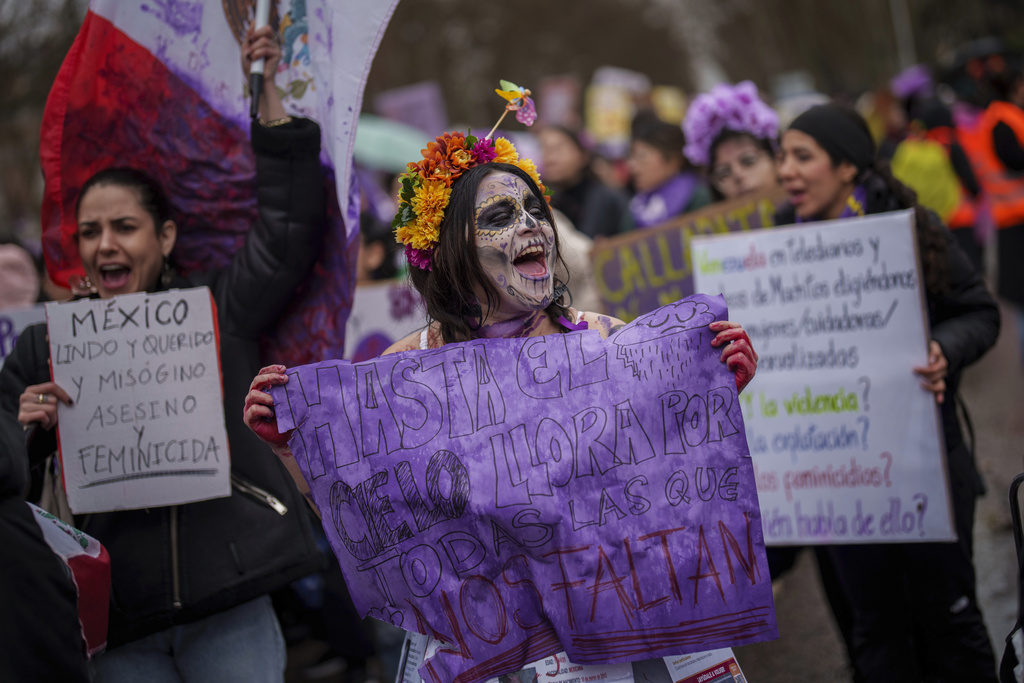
[98, 263, 132, 291]
[512, 241, 549, 281]
[785, 186, 807, 208]
[473, 170, 559, 313]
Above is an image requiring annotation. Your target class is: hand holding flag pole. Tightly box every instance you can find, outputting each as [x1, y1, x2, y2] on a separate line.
[249, 0, 271, 119]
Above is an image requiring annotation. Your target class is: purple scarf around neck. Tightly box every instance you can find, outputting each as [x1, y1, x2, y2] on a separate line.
[630, 172, 700, 228]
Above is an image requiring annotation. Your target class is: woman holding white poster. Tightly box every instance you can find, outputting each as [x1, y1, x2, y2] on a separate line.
[0, 27, 326, 682]
[775, 103, 1000, 682]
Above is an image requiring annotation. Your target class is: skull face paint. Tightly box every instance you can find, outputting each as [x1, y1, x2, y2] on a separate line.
[474, 171, 557, 314]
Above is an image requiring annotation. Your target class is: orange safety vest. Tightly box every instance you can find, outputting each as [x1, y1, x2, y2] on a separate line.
[960, 101, 1024, 229]
[923, 127, 977, 230]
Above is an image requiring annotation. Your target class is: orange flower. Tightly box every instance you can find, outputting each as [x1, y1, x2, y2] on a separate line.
[412, 132, 475, 185]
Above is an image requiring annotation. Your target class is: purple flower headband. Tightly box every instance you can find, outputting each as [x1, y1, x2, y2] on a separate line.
[682, 81, 779, 167]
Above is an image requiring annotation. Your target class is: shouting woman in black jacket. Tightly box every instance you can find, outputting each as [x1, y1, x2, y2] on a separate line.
[775, 103, 1000, 682]
[0, 26, 324, 681]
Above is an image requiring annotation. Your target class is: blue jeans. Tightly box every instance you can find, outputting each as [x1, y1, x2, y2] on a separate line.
[90, 595, 285, 683]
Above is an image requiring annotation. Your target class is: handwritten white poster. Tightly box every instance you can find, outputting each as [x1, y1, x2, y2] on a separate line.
[46, 288, 230, 513]
[692, 211, 953, 544]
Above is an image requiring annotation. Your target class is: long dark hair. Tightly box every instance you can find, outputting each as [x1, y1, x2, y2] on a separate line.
[408, 163, 572, 343]
[794, 104, 948, 295]
[864, 161, 948, 295]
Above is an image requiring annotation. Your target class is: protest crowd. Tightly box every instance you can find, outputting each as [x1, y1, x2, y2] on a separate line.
[1, 2, 1023, 683]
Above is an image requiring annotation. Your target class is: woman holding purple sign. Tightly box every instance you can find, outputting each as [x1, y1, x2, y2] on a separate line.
[244, 85, 762, 681]
[775, 103, 1000, 682]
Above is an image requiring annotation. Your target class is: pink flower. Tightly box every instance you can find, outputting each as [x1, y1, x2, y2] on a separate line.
[406, 245, 433, 271]
[471, 139, 497, 165]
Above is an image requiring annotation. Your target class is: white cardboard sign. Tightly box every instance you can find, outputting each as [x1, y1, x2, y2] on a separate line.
[692, 211, 954, 544]
[46, 288, 231, 513]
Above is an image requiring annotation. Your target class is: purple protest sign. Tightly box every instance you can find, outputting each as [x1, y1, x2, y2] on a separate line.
[273, 294, 777, 683]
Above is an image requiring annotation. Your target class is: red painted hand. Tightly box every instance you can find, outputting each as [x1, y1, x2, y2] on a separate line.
[710, 321, 758, 394]
[243, 365, 292, 450]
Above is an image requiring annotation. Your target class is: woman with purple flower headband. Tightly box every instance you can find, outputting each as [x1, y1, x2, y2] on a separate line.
[682, 81, 780, 202]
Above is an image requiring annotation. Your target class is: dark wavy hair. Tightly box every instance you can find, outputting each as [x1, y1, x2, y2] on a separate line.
[75, 167, 173, 229]
[631, 110, 686, 170]
[408, 163, 571, 343]
[801, 104, 948, 295]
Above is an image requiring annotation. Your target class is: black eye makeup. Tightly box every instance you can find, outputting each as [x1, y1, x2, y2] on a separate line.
[525, 195, 547, 217]
[478, 199, 514, 224]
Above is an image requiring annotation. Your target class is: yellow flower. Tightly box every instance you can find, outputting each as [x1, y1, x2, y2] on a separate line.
[516, 157, 543, 189]
[493, 137, 519, 164]
[397, 179, 450, 250]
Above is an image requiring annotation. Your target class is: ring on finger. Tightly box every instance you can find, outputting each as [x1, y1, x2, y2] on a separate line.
[36, 393, 48, 404]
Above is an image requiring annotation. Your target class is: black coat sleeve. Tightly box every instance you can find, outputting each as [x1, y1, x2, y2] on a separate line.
[0, 324, 58, 469]
[929, 228, 1000, 375]
[948, 142, 980, 196]
[993, 121, 1024, 172]
[208, 117, 327, 339]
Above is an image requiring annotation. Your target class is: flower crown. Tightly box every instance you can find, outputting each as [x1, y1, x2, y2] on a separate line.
[394, 81, 546, 271]
[682, 81, 779, 168]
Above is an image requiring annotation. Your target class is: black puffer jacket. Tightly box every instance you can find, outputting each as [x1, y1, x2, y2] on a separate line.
[0, 118, 326, 647]
[775, 173, 1001, 461]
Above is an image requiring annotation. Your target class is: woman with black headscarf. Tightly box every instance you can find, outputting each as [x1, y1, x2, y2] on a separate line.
[775, 103, 1000, 682]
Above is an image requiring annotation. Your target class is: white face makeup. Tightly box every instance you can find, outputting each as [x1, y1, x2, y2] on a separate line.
[473, 171, 557, 315]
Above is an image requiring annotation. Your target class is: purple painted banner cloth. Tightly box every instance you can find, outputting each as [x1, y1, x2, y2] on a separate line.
[272, 294, 777, 683]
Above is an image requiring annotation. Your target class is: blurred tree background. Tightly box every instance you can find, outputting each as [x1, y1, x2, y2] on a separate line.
[3, 0, 1023, 242]
[0, 0, 85, 243]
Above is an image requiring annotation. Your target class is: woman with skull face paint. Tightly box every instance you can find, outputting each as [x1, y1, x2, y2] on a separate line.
[243, 132, 759, 677]
[776, 103, 1000, 683]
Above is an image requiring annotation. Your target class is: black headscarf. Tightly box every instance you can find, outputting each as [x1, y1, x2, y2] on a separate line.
[788, 104, 876, 174]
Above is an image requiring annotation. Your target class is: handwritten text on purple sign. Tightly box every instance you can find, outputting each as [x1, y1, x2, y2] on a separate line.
[274, 295, 777, 683]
